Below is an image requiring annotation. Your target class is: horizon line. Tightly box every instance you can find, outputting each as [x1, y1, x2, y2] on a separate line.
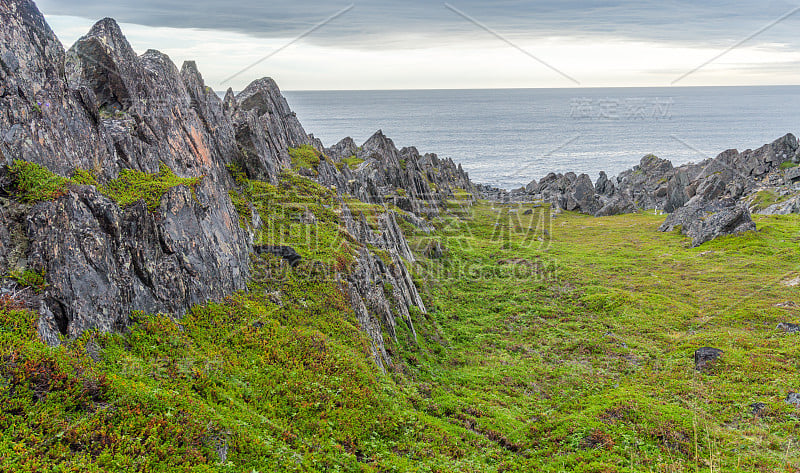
[272, 83, 800, 93]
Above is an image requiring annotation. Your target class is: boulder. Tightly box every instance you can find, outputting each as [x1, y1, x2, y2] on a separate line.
[254, 245, 302, 266]
[749, 402, 766, 416]
[659, 199, 755, 247]
[694, 347, 723, 371]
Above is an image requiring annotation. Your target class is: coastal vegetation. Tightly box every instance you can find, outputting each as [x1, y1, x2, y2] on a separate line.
[2, 192, 798, 472]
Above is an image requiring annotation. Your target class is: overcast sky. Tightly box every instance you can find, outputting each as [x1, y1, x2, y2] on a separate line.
[38, 0, 800, 90]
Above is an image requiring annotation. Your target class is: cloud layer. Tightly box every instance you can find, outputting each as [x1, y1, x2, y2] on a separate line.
[37, 0, 800, 49]
[39, 1, 800, 90]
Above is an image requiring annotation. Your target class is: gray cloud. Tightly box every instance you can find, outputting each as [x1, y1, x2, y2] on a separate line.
[36, 0, 800, 48]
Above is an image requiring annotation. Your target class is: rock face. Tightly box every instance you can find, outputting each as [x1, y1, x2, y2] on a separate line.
[227, 78, 311, 183]
[0, 0, 110, 176]
[321, 131, 475, 217]
[0, 1, 477, 369]
[338, 203, 427, 369]
[1, 1, 252, 343]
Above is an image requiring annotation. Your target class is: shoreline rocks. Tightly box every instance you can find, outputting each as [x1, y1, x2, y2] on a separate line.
[510, 134, 800, 246]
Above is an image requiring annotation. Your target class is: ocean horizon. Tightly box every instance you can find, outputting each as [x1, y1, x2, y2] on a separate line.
[283, 85, 800, 190]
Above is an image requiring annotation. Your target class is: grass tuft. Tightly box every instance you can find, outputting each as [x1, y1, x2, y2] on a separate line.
[100, 163, 200, 211]
[9, 160, 70, 203]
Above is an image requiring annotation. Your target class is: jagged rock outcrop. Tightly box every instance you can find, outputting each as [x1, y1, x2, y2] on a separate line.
[326, 136, 358, 161]
[521, 134, 800, 216]
[338, 203, 426, 369]
[516, 134, 800, 245]
[0, 0, 110, 175]
[1, 2, 250, 342]
[321, 130, 475, 217]
[28, 184, 248, 344]
[0, 1, 480, 369]
[659, 198, 755, 247]
[227, 78, 311, 182]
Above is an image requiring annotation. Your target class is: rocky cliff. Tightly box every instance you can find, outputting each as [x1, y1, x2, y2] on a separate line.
[0, 0, 473, 367]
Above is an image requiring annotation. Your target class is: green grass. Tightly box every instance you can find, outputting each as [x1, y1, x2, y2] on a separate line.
[2, 197, 800, 471]
[8, 269, 46, 292]
[8, 160, 70, 203]
[402, 203, 800, 472]
[289, 145, 322, 173]
[8, 161, 199, 213]
[750, 189, 791, 211]
[341, 156, 365, 171]
[99, 164, 200, 211]
[229, 166, 357, 268]
[71, 168, 99, 186]
[779, 161, 797, 170]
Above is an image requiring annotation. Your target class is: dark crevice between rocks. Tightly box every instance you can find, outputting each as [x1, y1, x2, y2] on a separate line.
[48, 298, 70, 336]
[130, 253, 155, 293]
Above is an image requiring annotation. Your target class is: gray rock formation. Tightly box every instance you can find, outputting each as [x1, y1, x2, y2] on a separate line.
[228, 77, 311, 182]
[659, 198, 755, 247]
[338, 204, 426, 369]
[517, 134, 800, 245]
[320, 131, 475, 217]
[0, 1, 481, 371]
[1, 2, 252, 343]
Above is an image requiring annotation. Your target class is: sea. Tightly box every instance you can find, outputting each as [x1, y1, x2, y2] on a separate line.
[283, 86, 800, 190]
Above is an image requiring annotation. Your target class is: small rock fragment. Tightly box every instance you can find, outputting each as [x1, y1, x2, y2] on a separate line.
[694, 347, 723, 371]
[785, 392, 800, 406]
[749, 402, 766, 416]
[777, 322, 800, 334]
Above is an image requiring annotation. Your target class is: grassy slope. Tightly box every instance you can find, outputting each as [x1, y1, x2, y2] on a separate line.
[1, 193, 799, 472]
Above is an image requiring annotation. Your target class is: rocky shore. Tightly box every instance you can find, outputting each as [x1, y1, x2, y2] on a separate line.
[503, 134, 800, 246]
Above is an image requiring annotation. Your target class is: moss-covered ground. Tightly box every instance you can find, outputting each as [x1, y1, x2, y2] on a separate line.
[2, 193, 800, 472]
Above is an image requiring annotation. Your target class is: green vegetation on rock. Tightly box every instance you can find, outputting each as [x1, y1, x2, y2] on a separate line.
[289, 145, 322, 173]
[750, 189, 790, 211]
[779, 161, 798, 170]
[8, 161, 199, 213]
[9, 160, 70, 203]
[99, 163, 200, 211]
[71, 168, 99, 186]
[230, 166, 357, 268]
[2, 198, 800, 471]
[8, 268, 46, 292]
[341, 155, 365, 171]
